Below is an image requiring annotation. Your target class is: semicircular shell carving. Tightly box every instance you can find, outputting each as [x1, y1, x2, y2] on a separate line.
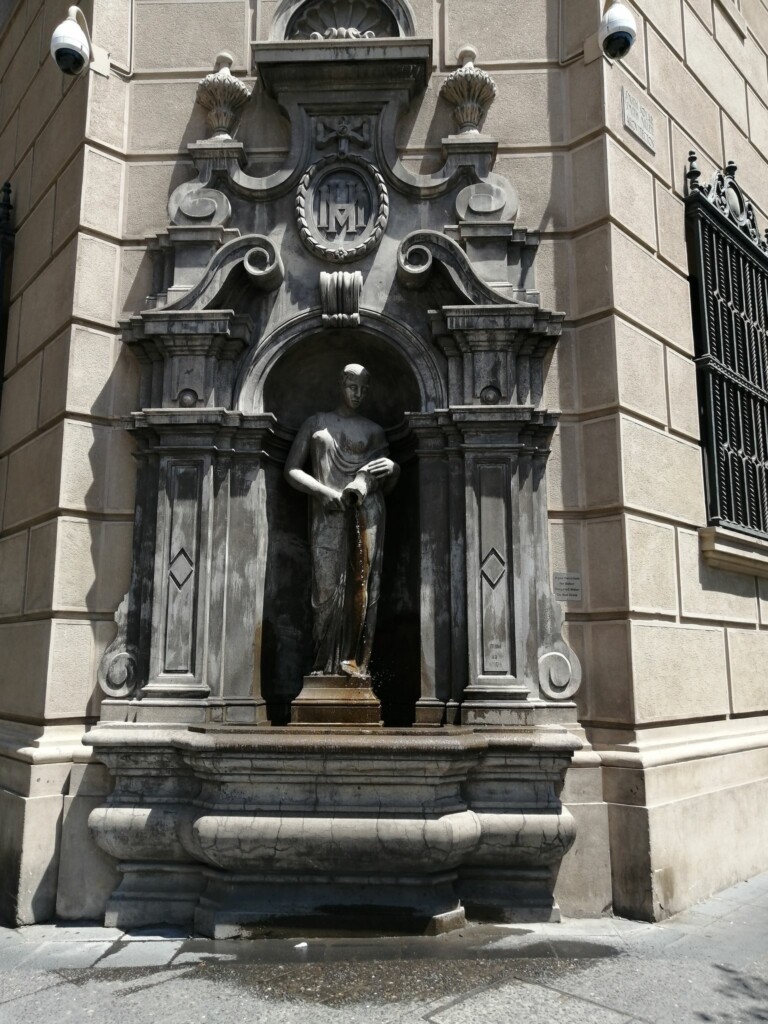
[296, 154, 389, 263]
[286, 0, 399, 38]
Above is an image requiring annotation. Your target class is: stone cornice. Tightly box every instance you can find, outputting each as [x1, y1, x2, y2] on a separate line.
[699, 526, 768, 580]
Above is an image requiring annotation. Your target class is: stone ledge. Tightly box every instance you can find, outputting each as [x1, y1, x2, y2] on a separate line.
[594, 718, 768, 771]
[0, 719, 91, 765]
[715, 0, 747, 39]
[699, 526, 768, 580]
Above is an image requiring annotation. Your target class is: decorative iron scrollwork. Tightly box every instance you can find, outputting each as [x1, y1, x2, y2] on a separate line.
[686, 152, 768, 538]
[687, 151, 768, 254]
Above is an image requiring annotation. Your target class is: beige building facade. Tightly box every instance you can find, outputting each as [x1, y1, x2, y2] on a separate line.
[1, 0, 768, 928]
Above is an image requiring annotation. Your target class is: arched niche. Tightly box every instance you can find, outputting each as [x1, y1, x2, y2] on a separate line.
[239, 316, 445, 726]
[236, 310, 446, 414]
[270, 0, 416, 40]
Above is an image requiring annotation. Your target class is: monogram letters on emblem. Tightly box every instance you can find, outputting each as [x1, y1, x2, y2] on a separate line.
[296, 154, 389, 263]
[317, 176, 369, 242]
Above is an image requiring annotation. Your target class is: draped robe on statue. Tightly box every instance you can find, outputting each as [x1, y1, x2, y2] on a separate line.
[304, 413, 389, 676]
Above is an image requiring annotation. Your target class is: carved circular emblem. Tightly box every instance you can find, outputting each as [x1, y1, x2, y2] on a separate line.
[296, 154, 389, 263]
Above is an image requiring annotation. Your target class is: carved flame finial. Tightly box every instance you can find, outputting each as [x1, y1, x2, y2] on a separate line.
[196, 52, 252, 141]
[686, 150, 702, 192]
[440, 45, 497, 135]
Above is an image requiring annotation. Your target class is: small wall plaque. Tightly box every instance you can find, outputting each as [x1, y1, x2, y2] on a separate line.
[622, 88, 655, 153]
[553, 572, 582, 603]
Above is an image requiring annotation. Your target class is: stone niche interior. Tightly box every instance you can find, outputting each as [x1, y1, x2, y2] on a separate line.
[85, 0, 586, 937]
[260, 330, 421, 725]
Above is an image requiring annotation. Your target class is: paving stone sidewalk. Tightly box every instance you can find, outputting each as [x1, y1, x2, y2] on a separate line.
[1, 872, 767, 1024]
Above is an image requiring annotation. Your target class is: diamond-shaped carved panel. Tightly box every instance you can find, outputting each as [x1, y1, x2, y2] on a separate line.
[169, 548, 194, 589]
[481, 547, 505, 589]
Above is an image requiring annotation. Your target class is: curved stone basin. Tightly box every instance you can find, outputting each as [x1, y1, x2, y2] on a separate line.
[86, 725, 579, 936]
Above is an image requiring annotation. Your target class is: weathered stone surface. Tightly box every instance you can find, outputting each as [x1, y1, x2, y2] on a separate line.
[621, 418, 705, 523]
[0, 352, 41, 452]
[0, 622, 51, 721]
[631, 621, 729, 723]
[678, 527, 758, 623]
[655, 182, 687, 272]
[17, 239, 77, 362]
[626, 515, 678, 615]
[0, 529, 27, 615]
[133, 0, 248, 72]
[3, 425, 63, 530]
[606, 138, 657, 248]
[648, 27, 722, 162]
[727, 629, 768, 713]
[86, 725, 578, 933]
[683, 4, 748, 131]
[10, 186, 54, 299]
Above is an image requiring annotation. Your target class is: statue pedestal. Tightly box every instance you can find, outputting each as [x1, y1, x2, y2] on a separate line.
[291, 674, 382, 726]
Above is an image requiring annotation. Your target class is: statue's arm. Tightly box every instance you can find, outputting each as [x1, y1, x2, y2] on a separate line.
[362, 428, 400, 494]
[284, 419, 344, 507]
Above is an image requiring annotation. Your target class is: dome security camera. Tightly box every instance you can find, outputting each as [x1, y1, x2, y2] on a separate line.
[598, 1, 638, 60]
[50, 6, 110, 77]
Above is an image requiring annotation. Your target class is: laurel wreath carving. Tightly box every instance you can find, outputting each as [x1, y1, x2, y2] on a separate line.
[295, 154, 389, 263]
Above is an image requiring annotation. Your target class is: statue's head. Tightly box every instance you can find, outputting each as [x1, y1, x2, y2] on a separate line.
[339, 363, 370, 410]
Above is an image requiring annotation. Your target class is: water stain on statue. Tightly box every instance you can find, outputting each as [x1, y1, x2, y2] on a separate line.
[285, 363, 400, 681]
[260, 337, 421, 725]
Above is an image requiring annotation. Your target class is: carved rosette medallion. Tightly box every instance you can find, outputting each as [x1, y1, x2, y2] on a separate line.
[296, 154, 389, 262]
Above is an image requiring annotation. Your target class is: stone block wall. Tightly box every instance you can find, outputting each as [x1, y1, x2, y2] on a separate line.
[0, 0, 137, 924]
[546, 0, 768, 919]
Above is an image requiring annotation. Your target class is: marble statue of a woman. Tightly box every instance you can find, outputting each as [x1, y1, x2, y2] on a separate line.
[284, 363, 400, 679]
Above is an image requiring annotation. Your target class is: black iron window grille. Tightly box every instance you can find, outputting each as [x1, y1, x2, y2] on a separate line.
[0, 181, 14, 412]
[685, 154, 768, 539]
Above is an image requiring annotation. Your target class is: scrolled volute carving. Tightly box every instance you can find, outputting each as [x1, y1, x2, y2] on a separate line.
[440, 45, 497, 135]
[171, 183, 232, 227]
[538, 642, 582, 702]
[687, 151, 768, 254]
[243, 241, 285, 291]
[163, 234, 285, 312]
[397, 230, 512, 305]
[196, 52, 252, 141]
[97, 594, 140, 698]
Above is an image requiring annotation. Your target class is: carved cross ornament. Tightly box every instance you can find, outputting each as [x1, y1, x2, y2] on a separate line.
[316, 115, 371, 155]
